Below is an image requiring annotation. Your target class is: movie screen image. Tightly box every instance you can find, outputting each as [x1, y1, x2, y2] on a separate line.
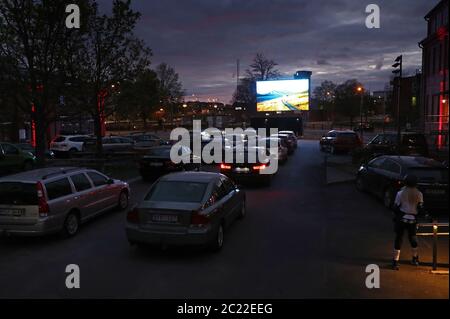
[256, 79, 309, 112]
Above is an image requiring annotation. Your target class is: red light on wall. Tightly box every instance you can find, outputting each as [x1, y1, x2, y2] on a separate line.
[437, 26, 448, 41]
[31, 104, 36, 147]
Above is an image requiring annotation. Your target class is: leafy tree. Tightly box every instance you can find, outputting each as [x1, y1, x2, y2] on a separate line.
[71, 0, 152, 154]
[0, 0, 88, 163]
[334, 79, 364, 126]
[116, 69, 160, 128]
[156, 63, 184, 124]
[313, 80, 337, 122]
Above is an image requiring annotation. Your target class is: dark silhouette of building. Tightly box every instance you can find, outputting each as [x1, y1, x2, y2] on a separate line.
[419, 0, 449, 151]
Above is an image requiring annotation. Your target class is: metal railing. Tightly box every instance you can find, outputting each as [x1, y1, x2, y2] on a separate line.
[417, 220, 449, 274]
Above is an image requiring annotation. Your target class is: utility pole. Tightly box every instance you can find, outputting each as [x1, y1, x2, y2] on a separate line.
[392, 55, 403, 148]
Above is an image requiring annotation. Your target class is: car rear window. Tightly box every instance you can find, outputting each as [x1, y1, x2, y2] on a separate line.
[408, 168, 449, 184]
[0, 182, 38, 205]
[45, 178, 73, 200]
[145, 181, 208, 203]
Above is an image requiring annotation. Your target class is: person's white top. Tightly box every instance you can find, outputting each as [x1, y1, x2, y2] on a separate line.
[394, 187, 424, 220]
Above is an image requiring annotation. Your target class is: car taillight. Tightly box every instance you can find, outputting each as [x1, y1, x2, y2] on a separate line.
[127, 207, 139, 223]
[37, 182, 49, 217]
[220, 163, 232, 170]
[191, 211, 210, 226]
[253, 164, 267, 171]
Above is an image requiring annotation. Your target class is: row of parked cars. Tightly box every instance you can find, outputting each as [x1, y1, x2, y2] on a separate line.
[320, 130, 448, 217]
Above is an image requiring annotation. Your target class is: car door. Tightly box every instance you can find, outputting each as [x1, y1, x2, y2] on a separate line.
[68, 173, 95, 220]
[379, 159, 402, 194]
[213, 178, 235, 227]
[364, 157, 386, 192]
[86, 171, 118, 213]
[221, 177, 241, 219]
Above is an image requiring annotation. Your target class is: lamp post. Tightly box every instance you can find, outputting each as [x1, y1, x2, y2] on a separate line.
[357, 86, 364, 141]
[392, 55, 403, 148]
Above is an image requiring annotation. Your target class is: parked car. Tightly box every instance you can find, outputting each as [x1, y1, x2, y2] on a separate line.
[0, 167, 130, 237]
[126, 172, 246, 251]
[127, 133, 168, 151]
[271, 133, 295, 154]
[15, 143, 55, 160]
[258, 137, 288, 164]
[356, 156, 448, 215]
[50, 135, 91, 157]
[139, 146, 201, 181]
[356, 132, 429, 163]
[279, 131, 298, 149]
[83, 136, 135, 153]
[219, 146, 275, 186]
[0, 142, 36, 175]
[320, 130, 362, 154]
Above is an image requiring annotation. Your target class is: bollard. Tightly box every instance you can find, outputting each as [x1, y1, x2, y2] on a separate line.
[432, 221, 438, 271]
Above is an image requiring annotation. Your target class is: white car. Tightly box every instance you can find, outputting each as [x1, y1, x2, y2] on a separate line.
[50, 135, 91, 154]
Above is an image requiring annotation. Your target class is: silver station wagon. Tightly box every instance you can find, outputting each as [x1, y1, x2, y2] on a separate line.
[0, 167, 130, 237]
[126, 172, 246, 251]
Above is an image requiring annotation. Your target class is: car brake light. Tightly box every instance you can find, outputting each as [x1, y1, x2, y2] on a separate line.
[127, 207, 139, 223]
[191, 211, 210, 226]
[253, 164, 267, 171]
[37, 182, 49, 217]
[220, 163, 232, 170]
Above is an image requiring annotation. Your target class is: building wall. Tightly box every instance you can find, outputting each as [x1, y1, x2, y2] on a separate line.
[420, 0, 449, 151]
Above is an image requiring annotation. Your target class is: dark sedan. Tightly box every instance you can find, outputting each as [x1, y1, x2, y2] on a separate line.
[356, 156, 449, 216]
[15, 143, 55, 159]
[126, 172, 246, 251]
[139, 146, 200, 181]
[219, 146, 275, 186]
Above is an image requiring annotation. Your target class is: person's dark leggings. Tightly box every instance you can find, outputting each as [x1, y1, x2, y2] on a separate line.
[394, 221, 418, 250]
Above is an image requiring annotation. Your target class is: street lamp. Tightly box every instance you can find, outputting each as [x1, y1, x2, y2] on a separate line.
[392, 55, 403, 148]
[357, 86, 364, 141]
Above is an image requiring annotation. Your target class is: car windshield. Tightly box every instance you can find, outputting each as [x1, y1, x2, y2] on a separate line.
[145, 181, 208, 203]
[0, 182, 38, 205]
[408, 168, 449, 184]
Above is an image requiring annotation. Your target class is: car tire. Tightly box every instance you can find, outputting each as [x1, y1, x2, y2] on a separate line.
[383, 187, 395, 209]
[356, 175, 366, 192]
[62, 212, 80, 238]
[238, 201, 246, 219]
[117, 190, 129, 210]
[210, 224, 224, 252]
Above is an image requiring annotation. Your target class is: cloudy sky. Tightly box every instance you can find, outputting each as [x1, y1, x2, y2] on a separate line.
[99, 0, 436, 103]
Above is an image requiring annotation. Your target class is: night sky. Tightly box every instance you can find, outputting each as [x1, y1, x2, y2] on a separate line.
[99, 0, 435, 103]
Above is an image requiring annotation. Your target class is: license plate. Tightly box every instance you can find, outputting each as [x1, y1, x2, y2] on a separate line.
[234, 167, 250, 173]
[150, 162, 163, 167]
[0, 208, 24, 217]
[426, 189, 445, 195]
[151, 214, 178, 223]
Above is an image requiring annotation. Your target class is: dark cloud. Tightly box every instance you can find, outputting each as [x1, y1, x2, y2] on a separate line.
[99, 0, 435, 102]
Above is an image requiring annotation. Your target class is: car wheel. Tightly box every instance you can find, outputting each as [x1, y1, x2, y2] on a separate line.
[117, 190, 129, 210]
[238, 202, 246, 219]
[210, 224, 224, 252]
[356, 175, 366, 192]
[383, 187, 395, 209]
[69, 148, 78, 158]
[62, 212, 79, 238]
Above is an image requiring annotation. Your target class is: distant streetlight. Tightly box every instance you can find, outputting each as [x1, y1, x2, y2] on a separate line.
[160, 108, 164, 112]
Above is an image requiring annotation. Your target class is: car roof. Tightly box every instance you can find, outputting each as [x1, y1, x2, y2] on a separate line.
[0, 167, 86, 183]
[159, 172, 221, 183]
[377, 156, 445, 168]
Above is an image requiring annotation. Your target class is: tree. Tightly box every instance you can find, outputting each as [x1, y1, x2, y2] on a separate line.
[156, 63, 184, 124]
[246, 53, 280, 81]
[71, 0, 152, 154]
[232, 53, 280, 107]
[334, 79, 364, 126]
[116, 69, 160, 128]
[313, 80, 337, 123]
[0, 0, 88, 164]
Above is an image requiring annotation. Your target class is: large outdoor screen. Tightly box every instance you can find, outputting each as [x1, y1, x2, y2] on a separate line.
[256, 79, 309, 112]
